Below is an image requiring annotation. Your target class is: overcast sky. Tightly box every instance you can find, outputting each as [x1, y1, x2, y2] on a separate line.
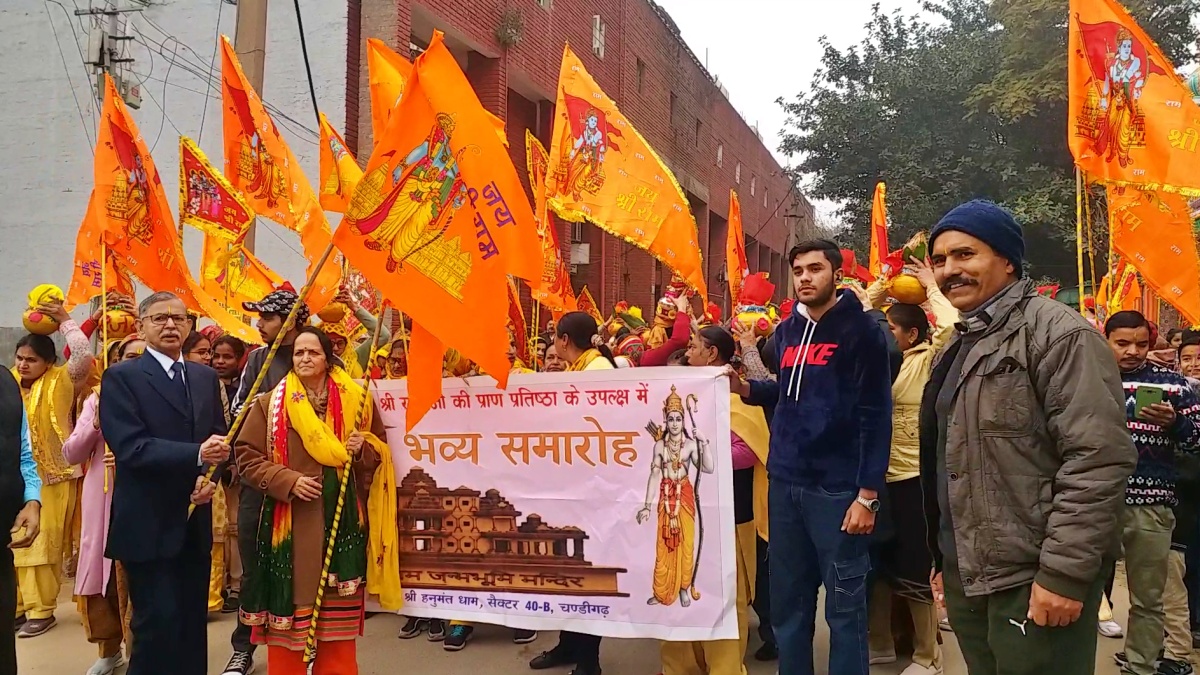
[654, 0, 927, 220]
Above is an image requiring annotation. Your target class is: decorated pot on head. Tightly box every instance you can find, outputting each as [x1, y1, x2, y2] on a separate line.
[883, 231, 930, 305]
[22, 284, 65, 335]
[612, 330, 645, 368]
[317, 301, 348, 324]
[732, 272, 777, 338]
[103, 308, 138, 340]
[647, 274, 688, 350]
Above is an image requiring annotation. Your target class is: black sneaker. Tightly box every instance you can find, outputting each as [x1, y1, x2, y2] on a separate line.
[530, 648, 575, 670]
[512, 628, 538, 644]
[1158, 659, 1194, 675]
[398, 617, 428, 639]
[427, 618, 447, 642]
[754, 641, 778, 661]
[443, 624, 473, 651]
[1115, 652, 1129, 669]
[222, 592, 240, 614]
[220, 650, 255, 675]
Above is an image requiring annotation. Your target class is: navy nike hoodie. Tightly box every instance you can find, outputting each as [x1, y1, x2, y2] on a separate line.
[746, 290, 894, 492]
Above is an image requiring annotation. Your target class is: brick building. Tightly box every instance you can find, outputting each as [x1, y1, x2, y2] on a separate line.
[346, 0, 815, 317]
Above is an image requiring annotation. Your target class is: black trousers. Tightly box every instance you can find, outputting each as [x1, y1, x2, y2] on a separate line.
[124, 531, 210, 675]
[0, 547, 15, 675]
[555, 631, 602, 668]
[230, 484, 262, 653]
[753, 535, 774, 645]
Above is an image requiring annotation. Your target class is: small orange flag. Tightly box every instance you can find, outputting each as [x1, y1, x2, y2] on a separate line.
[337, 31, 541, 430]
[546, 44, 706, 298]
[366, 38, 414, 148]
[507, 276, 530, 366]
[525, 131, 577, 313]
[93, 74, 258, 344]
[179, 136, 254, 241]
[201, 234, 282, 332]
[726, 190, 748, 304]
[65, 190, 134, 310]
[576, 285, 603, 323]
[1107, 184, 1200, 324]
[1069, 0, 1200, 195]
[220, 36, 341, 310]
[318, 113, 363, 213]
[868, 182, 889, 277]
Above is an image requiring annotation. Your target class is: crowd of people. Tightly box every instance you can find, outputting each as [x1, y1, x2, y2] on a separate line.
[1, 198, 1197, 675]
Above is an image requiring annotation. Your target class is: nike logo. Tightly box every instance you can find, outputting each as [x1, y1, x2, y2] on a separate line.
[1009, 618, 1027, 636]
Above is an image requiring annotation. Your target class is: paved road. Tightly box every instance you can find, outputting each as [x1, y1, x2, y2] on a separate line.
[16, 580, 1139, 674]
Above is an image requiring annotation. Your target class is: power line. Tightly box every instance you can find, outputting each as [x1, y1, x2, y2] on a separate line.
[149, 34, 180, 153]
[197, 0, 225, 145]
[291, 0, 323, 130]
[42, 0, 95, 153]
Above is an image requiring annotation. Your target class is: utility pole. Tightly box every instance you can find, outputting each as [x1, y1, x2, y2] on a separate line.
[78, 0, 143, 109]
[233, 0, 269, 254]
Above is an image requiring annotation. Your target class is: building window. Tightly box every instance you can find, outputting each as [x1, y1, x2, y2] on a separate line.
[415, 519, 427, 531]
[735, 162, 741, 184]
[764, 187, 768, 208]
[716, 144, 723, 167]
[669, 92, 677, 127]
[592, 15, 606, 59]
[751, 175, 756, 196]
[694, 118, 702, 149]
[636, 58, 645, 92]
[495, 540, 511, 553]
[416, 538, 430, 551]
[460, 498, 471, 507]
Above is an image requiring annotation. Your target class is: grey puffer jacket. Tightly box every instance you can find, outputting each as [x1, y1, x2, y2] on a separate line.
[919, 280, 1136, 600]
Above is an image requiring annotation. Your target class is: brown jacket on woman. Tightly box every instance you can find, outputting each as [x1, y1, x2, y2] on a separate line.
[235, 394, 384, 607]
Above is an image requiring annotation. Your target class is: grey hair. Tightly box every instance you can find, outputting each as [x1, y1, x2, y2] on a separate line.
[139, 291, 182, 316]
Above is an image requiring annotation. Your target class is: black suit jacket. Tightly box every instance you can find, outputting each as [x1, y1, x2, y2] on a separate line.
[100, 352, 226, 562]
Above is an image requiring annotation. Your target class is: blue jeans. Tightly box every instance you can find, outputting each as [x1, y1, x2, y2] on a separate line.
[769, 479, 871, 675]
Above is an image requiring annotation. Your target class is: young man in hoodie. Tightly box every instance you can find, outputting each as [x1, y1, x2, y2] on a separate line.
[921, 200, 1135, 675]
[728, 238, 897, 675]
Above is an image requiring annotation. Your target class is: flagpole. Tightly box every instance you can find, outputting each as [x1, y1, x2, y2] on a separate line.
[1083, 176, 1097, 303]
[1075, 167, 1086, 317]
[189, 240, 338, 517]
[303, 296, 387, 671]
[101, 244, 110, 495]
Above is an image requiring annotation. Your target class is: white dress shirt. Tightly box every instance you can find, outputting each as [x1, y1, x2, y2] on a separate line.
[144, 347, 203, 466]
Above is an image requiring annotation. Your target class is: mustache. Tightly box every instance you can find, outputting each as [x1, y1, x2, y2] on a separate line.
[939, 276, 978, 293]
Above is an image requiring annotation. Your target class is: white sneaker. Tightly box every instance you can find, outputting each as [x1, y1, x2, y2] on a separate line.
[899, 664, 943, 675]
[1098, 619, 1124, 638]
[869, 649, 897, 665]
[85, 655, 124, 675]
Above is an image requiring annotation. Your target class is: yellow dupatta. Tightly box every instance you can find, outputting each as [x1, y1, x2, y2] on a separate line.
[731, 394, 770, 541]
[282, 368, 403, 610]
[568, 349, 603, 372]
[11, 365, 75, 483]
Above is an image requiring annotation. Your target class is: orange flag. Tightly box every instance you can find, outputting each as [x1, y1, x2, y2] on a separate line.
[337, 31, 541, 429]
[1069, 0, 1200, 195]
[507, 277, 530, 366]
[726, 189, 748, 304]
[221, 36, 341, 310]
[179, 136, 254, 241]
[525, 130, 577, 313]
[546, 45, 706, 297]
[1107, 184, 1200, 324]
[868, 182, 889, 277]
[93, 74, 258, 343]
[577, 285, 603, 323]
[65, 190, 134, 310]
[318, 113, 363, 213]
[366, 38, 414, 148]
[201, 234, 282, 330]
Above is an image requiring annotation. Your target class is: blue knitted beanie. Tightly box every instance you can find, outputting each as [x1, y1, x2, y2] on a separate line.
[929, 200, 1024, 274]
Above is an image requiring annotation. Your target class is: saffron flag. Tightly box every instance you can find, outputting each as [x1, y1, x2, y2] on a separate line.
[92, 74, 258, 343]
[337, 31, 541, 429]
[1097, 258, 1142, 316]
[868, 182, 889, 277]
[507, 276, 530, 366]
[366, 38, 414, 148]
[318, 113, 363, 213]
[1068, 0, 1200, 195]
[525, 131, 577, 313]
[220, 36, 341, 310]
[546, 45, 706, 298]
[577, 285, 603, 323]
[201, 233, 282, 331]
[65, 190, 134, 310]
[179, 136, 254, 241]
[726, 190, 748, 304]
[1107, 184, 1200, 324]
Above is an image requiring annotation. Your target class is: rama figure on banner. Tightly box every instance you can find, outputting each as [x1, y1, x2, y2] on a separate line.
[636, 386, 714, 607]
[555, 99, 620, 201]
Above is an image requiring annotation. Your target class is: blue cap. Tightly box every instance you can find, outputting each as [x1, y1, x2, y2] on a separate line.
[930, 200, 1024, 274]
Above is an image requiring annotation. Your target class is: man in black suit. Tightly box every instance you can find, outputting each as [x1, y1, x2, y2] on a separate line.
[100, 291, 230, 675]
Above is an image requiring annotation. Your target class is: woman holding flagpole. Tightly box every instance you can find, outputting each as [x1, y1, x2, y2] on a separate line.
[235, 326, 398, 674]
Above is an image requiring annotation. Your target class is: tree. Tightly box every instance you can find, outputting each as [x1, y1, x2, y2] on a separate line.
[780, 0, 1198, 280]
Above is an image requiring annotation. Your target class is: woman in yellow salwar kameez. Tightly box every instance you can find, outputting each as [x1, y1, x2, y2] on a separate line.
[12, 299, 94, 637]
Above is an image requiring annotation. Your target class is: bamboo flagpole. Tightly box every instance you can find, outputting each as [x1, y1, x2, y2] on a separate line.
[1075, 167, 1086, 317]
[189, 241, 339, 517]
[303, 297, 388, 671]
[101, 244, 110, 495]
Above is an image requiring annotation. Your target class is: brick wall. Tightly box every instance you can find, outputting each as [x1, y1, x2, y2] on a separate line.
[351, 0, 814, 318]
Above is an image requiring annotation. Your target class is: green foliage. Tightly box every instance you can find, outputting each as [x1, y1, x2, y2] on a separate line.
[780, 0, 1199, 277]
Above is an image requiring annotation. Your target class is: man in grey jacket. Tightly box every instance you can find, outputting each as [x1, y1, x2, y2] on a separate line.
[919, 200, 1136, 675]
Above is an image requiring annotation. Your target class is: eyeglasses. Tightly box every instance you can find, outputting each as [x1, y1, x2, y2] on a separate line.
[141, 313, 189, 327]
[190, 347, 212, 359]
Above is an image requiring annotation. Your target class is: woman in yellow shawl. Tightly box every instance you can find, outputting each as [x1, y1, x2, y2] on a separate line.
[235, 327, 399, 674]
[656, 325, 769, 675]
[11, 299, 93, 638]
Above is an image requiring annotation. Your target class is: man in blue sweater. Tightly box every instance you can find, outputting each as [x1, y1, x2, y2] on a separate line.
[729, 238, 895, 675]
[1105, 311, 1200, 675]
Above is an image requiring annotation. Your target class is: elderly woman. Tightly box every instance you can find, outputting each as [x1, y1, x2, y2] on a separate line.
[62, 336, 143, 674]
[12, 298, 93, 638]
[236, 327, 398, 674]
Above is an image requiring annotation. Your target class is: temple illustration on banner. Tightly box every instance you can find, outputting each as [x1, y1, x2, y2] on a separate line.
[397, 467, 628, 597]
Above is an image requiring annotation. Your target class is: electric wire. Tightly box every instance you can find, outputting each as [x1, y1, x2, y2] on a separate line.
[43, 0, 95, 153]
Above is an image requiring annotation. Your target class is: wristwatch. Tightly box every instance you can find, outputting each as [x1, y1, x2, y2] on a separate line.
[856, 495, 881, 513]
